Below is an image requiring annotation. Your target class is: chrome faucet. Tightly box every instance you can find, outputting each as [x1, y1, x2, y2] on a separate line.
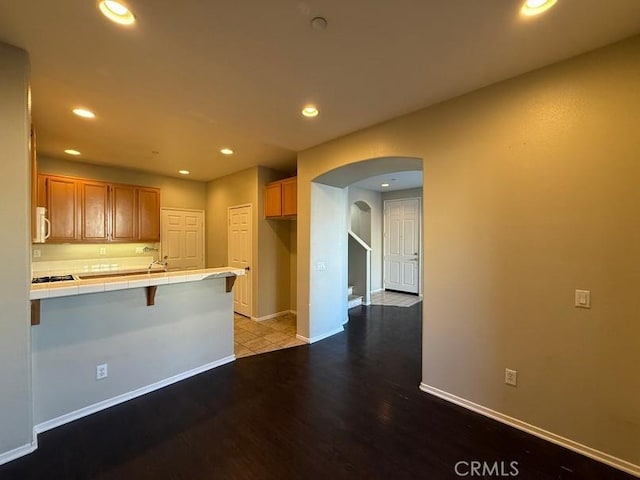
[148, 256, 168, 273]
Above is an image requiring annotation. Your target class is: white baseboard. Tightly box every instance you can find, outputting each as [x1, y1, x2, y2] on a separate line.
[371, 288, 384, 294]
[251, 310, 294, 322]
[419, 383, 640, 478]
[296, 326, 344, 344]
[0, 441, 37, 467]
[35, 355, 236, 435]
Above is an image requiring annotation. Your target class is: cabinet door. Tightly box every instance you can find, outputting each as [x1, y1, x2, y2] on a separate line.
[281, 177, 297, 216]
[45, 175, 79, 242]
[137, 187, 160, 241]
[264, 183, 282, 217]
[80, 181, 109, 242]
[111, 184, 137, 242]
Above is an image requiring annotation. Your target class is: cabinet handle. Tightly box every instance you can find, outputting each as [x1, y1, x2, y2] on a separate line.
[43, 217, 51, 240]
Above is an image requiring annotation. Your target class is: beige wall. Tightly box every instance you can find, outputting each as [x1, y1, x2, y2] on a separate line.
[297, 36, 640, 468]
[206, 167, 258, 313]
[0, 43, 33, 458]
[206, 166, 294, 318]
[290, 220, 297, 312]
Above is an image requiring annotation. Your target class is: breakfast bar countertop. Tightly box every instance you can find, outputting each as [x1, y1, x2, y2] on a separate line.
[30, 267, 245, 300]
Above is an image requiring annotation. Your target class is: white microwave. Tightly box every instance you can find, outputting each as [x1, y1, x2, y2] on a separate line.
[33, 206, 51, 243]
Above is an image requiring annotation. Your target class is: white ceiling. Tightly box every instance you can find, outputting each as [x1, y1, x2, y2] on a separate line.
[351, 171, 422, 192]
[1, 1, 639, 181]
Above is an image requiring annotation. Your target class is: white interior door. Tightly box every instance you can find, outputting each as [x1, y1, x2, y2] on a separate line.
[228, 205, 252, 317]
[161, 209, 204, 270]
[384, 198, 420, 294]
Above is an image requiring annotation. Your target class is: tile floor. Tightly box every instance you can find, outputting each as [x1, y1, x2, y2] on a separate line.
[234, 312, 305, 358]
[370, 290, 422, 307]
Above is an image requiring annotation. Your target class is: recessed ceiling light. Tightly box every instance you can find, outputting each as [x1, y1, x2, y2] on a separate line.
[310, 17, 328, 31]
[302, 105, 319, 118]
[98, 0, 135, 25]
[72, 108, 95, 119]
[65, 149, 81, 156]
[381, 183, 390, 188]
[220, 148, 234, 155]
[178, 170, 190, 175]
[521, 0, 558, 16]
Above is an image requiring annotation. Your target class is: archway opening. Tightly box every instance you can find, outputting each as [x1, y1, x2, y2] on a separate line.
[303, 156, 423, 342]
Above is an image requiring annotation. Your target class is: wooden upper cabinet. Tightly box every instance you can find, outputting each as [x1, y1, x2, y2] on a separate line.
[265, 176, 296, 218]
[80, 181, 109, 242]
[111, 184, 137, 242]
[37, 174, 161, 243]
[137, 187, 160, 241]
[265, 183, 282, 217]
[45, 175, 80, 242]
[281, 177, 297, 216]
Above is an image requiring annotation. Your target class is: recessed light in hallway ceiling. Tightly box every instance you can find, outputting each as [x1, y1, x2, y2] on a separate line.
[521, 0, 558, 16]
[302, 105, 319, 118]
[72, 108, 95, 119]
[98, 1, 136, 25]
[178, 170, 190, 175]
[220, 148, 234, 155]
[64, 149, 81, 156]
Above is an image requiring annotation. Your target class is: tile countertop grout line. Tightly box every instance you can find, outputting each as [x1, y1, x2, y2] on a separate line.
[29, 267, 245, 300]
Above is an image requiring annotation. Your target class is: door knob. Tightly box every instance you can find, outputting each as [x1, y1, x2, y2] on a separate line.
[244, 266, 251, 272]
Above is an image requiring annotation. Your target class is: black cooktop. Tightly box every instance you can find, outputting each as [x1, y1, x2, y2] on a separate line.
[32, 275, 75, 284]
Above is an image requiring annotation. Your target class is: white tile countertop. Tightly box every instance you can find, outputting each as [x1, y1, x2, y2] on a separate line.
[30, 267, 245, 300]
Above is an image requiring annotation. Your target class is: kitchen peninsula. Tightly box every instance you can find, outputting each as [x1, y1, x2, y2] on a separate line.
[30, 266, 244, 432]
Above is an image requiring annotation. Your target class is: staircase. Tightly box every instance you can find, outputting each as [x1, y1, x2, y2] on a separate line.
[348, 285, 363, 309]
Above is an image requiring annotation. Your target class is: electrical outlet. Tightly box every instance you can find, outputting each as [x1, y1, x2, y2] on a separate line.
[315, 261, 326, 271]
[96, 363, 108, 380]
[505, 368, 517, 386]
[33, 249, 41, 258]
[575, 289, 591, 309]
[99, 247, 107, 255]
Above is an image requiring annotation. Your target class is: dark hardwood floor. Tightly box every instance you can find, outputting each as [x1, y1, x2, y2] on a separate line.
[0, 304, 632, 479]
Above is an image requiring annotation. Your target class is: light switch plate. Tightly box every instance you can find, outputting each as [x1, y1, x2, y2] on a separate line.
[575, 289, 591, 309]
[315, 262, 326, 271]
[505, 368, 517, 386]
